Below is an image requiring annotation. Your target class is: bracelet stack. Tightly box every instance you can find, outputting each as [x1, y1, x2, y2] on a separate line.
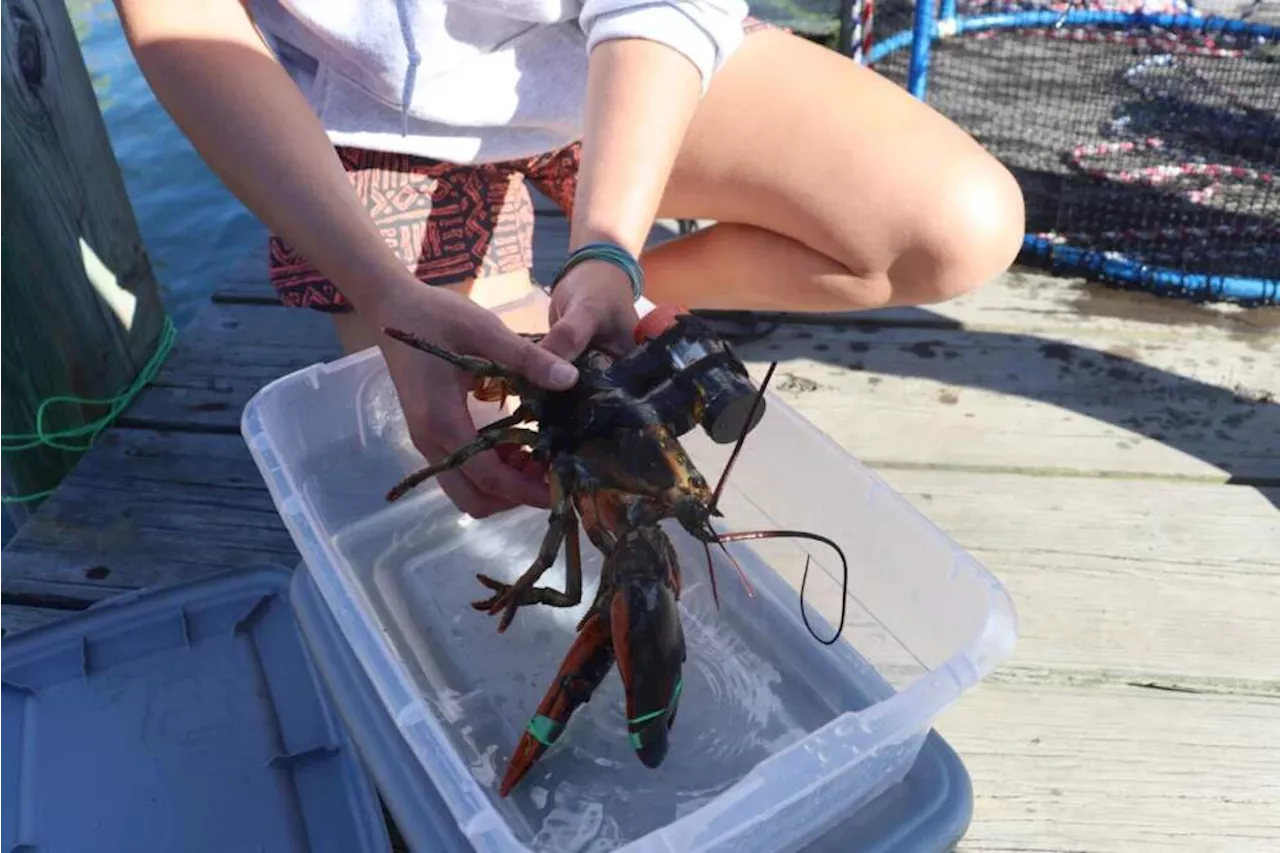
[551, 241, 645, 302]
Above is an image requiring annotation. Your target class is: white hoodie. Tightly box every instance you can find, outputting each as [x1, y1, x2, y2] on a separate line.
[243, 0, 750, 164]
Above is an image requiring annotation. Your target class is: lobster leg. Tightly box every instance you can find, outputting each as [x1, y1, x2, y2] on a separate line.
[473, 464, 584, 632]
[497, 609, 615, 797]
[386, 425, 540, 503]
[382, 327, 523, 382]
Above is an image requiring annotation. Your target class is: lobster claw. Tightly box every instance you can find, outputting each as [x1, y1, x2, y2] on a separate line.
[497, 612, 615, 798]
[609, 575, 687, 768]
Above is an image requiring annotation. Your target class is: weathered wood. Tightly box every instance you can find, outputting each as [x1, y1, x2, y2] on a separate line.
[749, 472, 1278, 692]
[631, 207, 1279, 485]
[0, 429, 299, 598]
[938, 681, 1280, 852]
[939, 266, 1280, 338]
[1, 281, 1274, 853]
[872, 472, 1280, 687]
[1, 0, 166, 508]
[732, 323, 1279, 482]
[1, 604, 74, 638]
[211, 239, 276, 305]
[138, 291, 1280, 480]
[7, 417, 1274, 698]
[119, 303, 341, 431]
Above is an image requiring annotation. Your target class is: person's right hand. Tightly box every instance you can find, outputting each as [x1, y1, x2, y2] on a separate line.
[372, 285, 579, 518]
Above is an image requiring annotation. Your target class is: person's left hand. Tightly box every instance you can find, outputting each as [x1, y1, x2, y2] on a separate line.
[536, 260, 640, 363]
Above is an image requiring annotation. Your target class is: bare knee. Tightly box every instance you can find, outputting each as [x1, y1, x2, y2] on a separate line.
[891, 156, 1025, 305]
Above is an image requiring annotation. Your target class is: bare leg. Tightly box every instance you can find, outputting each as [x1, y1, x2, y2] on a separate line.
[644, 30, 1025, 312]
[330, 270, 541, 356]
[332, 311, 381, 355]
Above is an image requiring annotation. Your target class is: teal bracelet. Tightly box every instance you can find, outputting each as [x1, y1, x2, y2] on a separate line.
[551, 241, 645, 301]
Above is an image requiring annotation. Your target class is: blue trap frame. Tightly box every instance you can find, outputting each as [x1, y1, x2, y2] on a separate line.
[862, 5, 1280, 305]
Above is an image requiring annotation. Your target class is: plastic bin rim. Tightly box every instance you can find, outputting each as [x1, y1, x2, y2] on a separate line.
[238, 321, 1020, 853]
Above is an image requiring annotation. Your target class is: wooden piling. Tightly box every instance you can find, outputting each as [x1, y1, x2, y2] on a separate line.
[1, 0, 166, 518]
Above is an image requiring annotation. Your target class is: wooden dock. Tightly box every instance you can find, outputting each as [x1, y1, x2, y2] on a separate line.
[3, 197, 1278, 851]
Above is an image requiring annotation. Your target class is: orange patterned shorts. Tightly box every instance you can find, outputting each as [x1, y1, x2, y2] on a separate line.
[268, 143, 580, 312]
[269, 17, 777, 312]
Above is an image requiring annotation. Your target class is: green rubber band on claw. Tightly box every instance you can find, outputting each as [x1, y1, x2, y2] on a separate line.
[626, 677, 684, 727]
[526, 714, 562, 747]
[551, 241, 645, 302]
[628, 708, 666, 727]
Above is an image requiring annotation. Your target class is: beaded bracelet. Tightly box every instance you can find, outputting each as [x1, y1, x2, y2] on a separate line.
[551, 241, 645, 302]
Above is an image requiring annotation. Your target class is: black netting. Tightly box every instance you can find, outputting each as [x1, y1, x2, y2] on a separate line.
[751, 1, 1280, 304]
[878, 3, 1280, 302]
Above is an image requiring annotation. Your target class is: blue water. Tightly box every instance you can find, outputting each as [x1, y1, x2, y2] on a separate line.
[70, 0, 266, 326]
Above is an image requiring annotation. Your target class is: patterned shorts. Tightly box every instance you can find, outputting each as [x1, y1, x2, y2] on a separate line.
[269, 17, 777, 312]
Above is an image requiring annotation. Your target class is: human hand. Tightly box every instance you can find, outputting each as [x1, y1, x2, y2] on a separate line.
[374, 285, 578, 517]
[537, 260, 641, 363]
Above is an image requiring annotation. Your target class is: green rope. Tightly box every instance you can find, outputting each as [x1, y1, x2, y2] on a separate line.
[1, 316, 178, 505]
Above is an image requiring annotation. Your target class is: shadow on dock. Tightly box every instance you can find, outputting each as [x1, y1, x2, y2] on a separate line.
[703, 308, 1280, 510]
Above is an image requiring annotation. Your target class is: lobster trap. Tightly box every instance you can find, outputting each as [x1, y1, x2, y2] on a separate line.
[862, 0, 1280, 304]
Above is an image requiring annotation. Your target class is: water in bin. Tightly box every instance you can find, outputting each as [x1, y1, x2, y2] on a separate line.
[243, 288, 1017, 853]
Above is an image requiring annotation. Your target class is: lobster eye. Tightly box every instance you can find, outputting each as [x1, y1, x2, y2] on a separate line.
[673, 497, 714, 542]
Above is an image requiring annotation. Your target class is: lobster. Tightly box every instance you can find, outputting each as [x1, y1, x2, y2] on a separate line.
[381, 304, 849, 798]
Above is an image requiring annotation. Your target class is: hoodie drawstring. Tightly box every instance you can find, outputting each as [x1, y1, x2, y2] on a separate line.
[394, 0, 421, 136]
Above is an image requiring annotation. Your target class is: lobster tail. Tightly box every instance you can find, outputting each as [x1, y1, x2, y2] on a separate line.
[609, 576, 686, 768]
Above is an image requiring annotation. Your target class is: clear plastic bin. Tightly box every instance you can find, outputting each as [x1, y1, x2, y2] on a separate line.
[242, 289, 1017, 853]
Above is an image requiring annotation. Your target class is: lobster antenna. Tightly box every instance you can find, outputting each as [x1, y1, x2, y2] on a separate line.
[710, 361, 777, 512]
[703, 542, 722, 609]
[701, 360, 775, 601]
[704, 529, 755, 601]
[698, 359, 847, 644]
[715, 529, 850, 646]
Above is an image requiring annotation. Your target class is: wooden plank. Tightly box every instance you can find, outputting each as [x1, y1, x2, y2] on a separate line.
[6, 423, 1275, 696]
[119, 302, 341, 432]
[210, 242, 273, 303]
[871, 472, 1280, 686]
[939, 681, 1280, 852]
[731, 322, 1279, 481]
[1, 604, 74, 638]
[0, 429, 299, 598]
[210, 230, 274, 305]
[928, 266, 1280, 338]
[763, 473, 1277, 694]
[2, 0, 167, 505]
[192, 262, 1280, 482]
